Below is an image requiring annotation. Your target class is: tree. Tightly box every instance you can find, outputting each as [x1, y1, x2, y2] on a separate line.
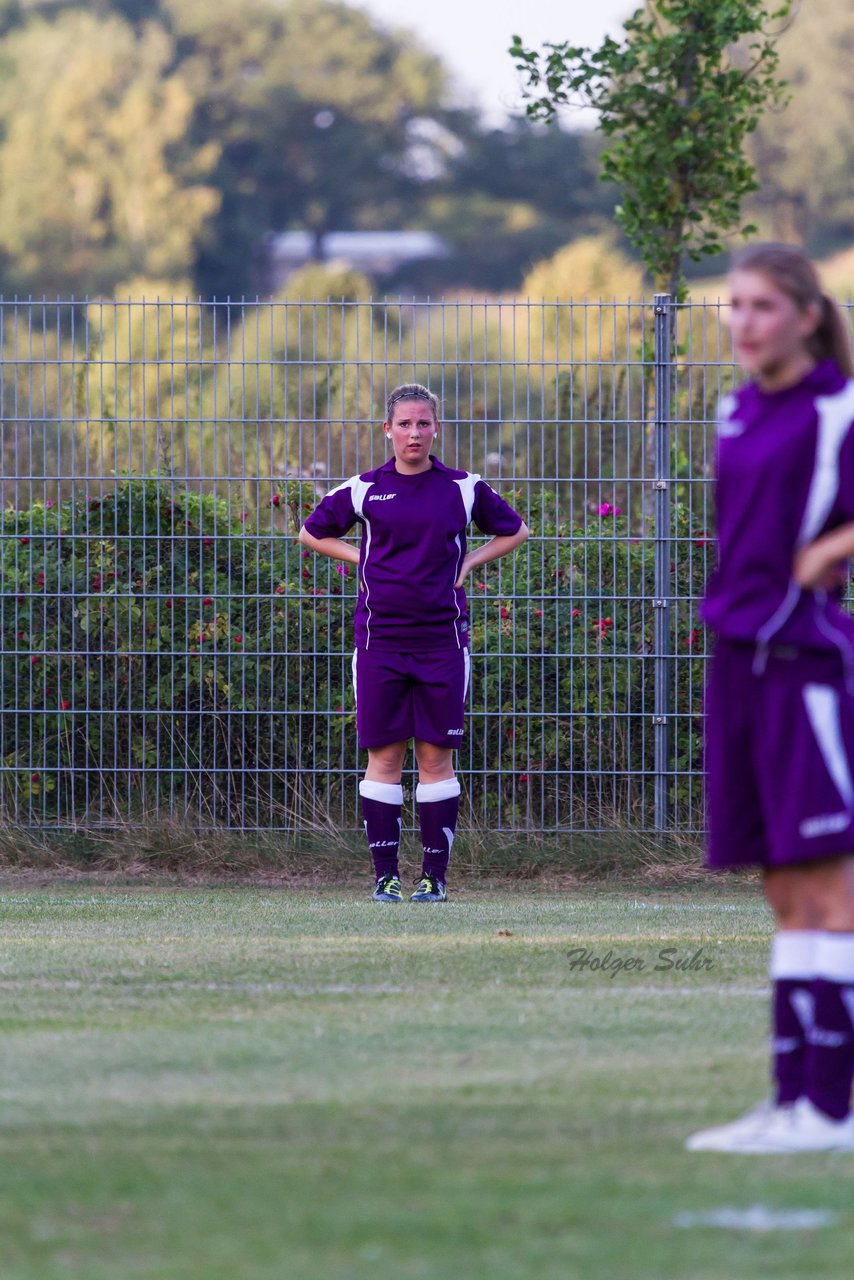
[378, 118, 619, 294]
[748, 0, 854, 246]
[451, 117, 612, 227]
[0, 0, 163, 37]
[0, 11, 219, 297]
[161, 0, 459, 297]
[511, 1, 792, 297]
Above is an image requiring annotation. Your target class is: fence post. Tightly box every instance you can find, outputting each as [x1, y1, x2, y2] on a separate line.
[652, 293, 674, 830]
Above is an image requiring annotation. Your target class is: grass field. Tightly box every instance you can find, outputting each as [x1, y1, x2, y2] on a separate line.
[0, 879, 851, 1279]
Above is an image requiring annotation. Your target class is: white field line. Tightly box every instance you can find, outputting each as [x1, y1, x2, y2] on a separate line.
[0, 979, 768, 997]
[0, 979, 409, 995]
[675, 1205, 840, 1231]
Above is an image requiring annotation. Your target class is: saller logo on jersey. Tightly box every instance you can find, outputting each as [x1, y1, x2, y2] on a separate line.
[447, 728, 464, 735]
[367, 493, 397, 501]
[799, 811, 850, 838]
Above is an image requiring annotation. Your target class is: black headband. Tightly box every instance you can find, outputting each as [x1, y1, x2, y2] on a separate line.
[386, 389, 434, 412]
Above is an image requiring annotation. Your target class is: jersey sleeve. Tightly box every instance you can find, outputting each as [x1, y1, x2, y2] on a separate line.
[302, 478, 360, 539]
[471, 480, 524, 536]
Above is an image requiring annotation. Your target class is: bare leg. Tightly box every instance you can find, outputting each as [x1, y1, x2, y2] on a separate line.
[364, 741, 408, 784]
[764, 856, 854, 930]
[413, 740, 454, 783]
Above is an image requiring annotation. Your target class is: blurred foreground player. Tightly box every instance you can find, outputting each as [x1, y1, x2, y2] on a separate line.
[299, 384, 528, 903]
[688, 243, 854, 1153]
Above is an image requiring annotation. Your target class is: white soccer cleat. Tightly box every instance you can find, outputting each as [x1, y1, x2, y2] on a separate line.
[685, 1099, 786, 1152]
[730, 1098, 854, 1154]
[687, 1097, 854, 1153]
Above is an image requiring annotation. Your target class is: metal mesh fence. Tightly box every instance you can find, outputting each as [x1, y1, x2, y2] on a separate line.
[0, 296, 741, 833]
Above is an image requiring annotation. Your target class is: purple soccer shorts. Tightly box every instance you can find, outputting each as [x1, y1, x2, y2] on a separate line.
[352, 647, 470, 749]
[706, 640, 854, 869]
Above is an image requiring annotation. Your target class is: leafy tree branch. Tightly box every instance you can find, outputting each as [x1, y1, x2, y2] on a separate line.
[511, 1, 793, 297]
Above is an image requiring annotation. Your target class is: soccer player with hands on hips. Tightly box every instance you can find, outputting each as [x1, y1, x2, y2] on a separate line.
[687, 243, 854, 1153]
[299, 383, 528, 904]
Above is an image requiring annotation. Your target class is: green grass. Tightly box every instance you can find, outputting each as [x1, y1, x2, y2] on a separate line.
[0, 881, 850, 1279]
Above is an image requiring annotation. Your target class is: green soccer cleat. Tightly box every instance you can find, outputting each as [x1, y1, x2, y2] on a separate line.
[372, 874, 403, 903]
[410, 873, 448, 903]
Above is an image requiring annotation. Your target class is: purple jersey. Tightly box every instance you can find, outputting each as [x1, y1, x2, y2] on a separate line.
[303, 456, 523, 651]
[701, 359, 854, 654]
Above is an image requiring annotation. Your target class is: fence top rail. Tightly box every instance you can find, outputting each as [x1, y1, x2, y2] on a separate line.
[0, 295, 730, 308]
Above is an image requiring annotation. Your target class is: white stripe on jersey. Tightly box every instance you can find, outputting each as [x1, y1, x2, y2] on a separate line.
[716, 392, 743, 437]
[449, 474, 481, 648]
[362, 515, 374, 648]
[799, 382, 854, 546]
[323, 474, 373, 517]
[453, 473, 479, 522]
[450, 534, 463, 648]
[754, 381, 854, 658]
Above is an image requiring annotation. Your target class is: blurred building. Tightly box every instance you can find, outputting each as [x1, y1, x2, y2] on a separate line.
[264, 230, 449, 291]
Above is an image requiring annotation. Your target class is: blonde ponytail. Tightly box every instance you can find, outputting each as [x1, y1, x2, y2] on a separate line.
[812, 294, 853, 377]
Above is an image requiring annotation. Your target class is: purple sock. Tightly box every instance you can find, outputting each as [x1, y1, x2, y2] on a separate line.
[359, 780, 402, 879]
[806, 933, 854, 1122]
[416, 777, 460, 881]
[770, 931, 818, 1106]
